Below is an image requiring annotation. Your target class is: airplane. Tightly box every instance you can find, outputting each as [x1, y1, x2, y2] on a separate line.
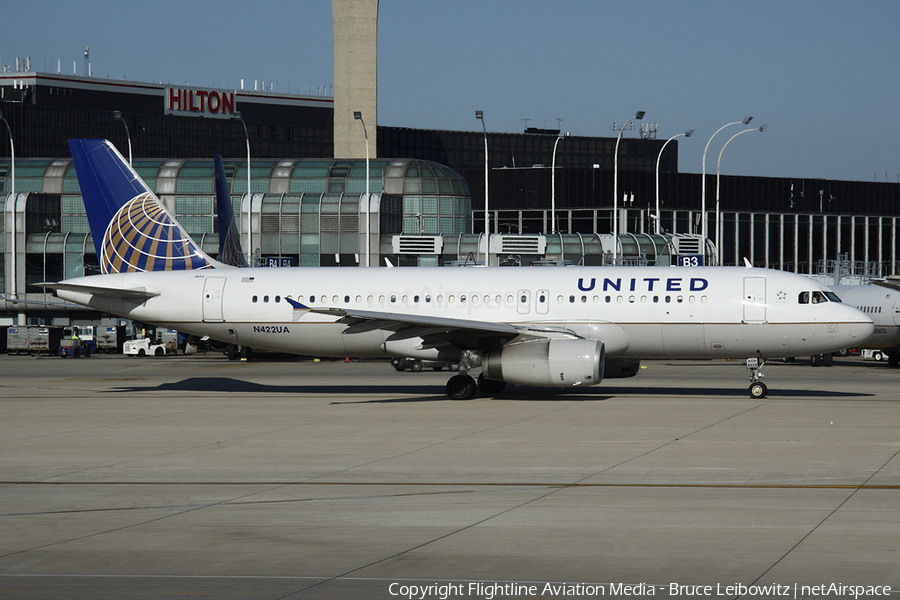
[830, 283, 900, 367]
[45, 139, 874, 400]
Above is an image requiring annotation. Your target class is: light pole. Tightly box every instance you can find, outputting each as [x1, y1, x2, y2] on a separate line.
[701, 116, 752, 240]
[715, 124, 768, 264]
[354, 111, 370, 267]
[475, 110, 488, 253]
[655, 129, 693, 234]
[233, 111, 251, 265]
[551, 132, 567, 234]
[613, 110, 644, 259]
[112, 110, 132, 165]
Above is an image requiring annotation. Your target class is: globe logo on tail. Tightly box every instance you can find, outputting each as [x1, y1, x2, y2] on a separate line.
[101, 192, 214, 273]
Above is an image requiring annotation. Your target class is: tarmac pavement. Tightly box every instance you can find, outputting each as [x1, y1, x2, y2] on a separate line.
[0, 352, 898, 599]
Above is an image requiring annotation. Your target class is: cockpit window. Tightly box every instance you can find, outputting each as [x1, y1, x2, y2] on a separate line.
[800, 290, 841, 304]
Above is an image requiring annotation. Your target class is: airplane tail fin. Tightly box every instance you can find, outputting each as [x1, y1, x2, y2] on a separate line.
[69, 139, 220, 274]
[214, 154, 249, 267]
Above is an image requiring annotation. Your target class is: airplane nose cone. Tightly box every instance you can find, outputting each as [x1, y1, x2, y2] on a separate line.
[848, 319, 876, 346]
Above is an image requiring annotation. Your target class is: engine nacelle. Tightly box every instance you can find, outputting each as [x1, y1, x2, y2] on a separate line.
[482, 339, 605, 388]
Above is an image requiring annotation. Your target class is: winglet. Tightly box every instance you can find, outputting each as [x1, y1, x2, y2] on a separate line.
[285, 297, 311, 311]
[743, 258, 753, 268]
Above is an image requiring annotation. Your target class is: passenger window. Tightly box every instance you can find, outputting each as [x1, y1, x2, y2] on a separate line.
[252, 295, 258, 303]
[264, 296, 269, 303]
[344, 295, 350, 303]
[275, 296, 281, 303]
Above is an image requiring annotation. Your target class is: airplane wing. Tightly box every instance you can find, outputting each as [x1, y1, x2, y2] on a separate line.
[285, 298, 587, 350]
[40, 281, 160, 300]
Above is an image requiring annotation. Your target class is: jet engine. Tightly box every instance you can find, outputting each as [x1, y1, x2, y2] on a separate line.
[481, 339, 605, 388]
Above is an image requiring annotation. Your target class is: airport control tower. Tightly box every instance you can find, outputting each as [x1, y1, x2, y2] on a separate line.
[333, 0, 378, 159]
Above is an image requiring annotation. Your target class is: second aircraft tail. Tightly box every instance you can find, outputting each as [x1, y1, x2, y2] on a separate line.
[214, 154, 249, 267]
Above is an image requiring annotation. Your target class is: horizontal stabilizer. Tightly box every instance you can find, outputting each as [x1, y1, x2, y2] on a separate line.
[41, 281, 159, 300]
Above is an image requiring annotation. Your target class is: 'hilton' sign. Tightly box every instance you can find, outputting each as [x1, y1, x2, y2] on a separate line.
[164, 87, 235, 119]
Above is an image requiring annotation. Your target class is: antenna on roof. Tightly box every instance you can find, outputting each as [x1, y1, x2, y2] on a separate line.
[83, 46, 90, 77]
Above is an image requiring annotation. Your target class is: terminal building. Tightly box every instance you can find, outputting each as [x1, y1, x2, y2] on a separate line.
[3, 64, 900, 323]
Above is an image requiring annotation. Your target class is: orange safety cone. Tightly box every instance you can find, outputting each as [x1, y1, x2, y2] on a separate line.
[344, 357, 350, 363]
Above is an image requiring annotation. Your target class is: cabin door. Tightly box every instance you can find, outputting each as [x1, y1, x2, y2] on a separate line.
[743, 277, 767, 323]
[202, 277, 227, 322]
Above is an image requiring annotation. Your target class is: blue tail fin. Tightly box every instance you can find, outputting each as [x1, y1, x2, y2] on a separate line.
[214, 154, 249, 267]
[69, 139, 219, 274]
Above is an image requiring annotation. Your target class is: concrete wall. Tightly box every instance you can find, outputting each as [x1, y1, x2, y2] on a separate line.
[332, 0, 378, 159]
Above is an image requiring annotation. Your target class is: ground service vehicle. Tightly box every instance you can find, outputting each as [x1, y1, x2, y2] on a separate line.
[123, 337, 167, 357]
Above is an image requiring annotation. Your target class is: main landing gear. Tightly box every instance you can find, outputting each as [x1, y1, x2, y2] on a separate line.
[746, 357, 768, 398]
[445, 373, 508, 400]
[444, 350, 507, 400]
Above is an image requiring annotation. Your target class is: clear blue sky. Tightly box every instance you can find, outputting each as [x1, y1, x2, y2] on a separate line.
[3, 0, 898, 182]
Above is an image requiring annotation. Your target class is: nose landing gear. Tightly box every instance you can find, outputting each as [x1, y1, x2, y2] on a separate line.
[747, 357, 768, 398]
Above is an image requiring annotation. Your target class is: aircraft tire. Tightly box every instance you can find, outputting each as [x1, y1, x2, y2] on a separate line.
[446, 374, 477, 400]
[477, 373, 507, 395]
[823, 353, 833, 366]
[748, 381, 768, 399]
[810, 354, 821, 367]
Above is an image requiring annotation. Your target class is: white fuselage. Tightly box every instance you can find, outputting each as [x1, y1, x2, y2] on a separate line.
[831, 284, 900, 349]
[54, 265, 873, 361]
